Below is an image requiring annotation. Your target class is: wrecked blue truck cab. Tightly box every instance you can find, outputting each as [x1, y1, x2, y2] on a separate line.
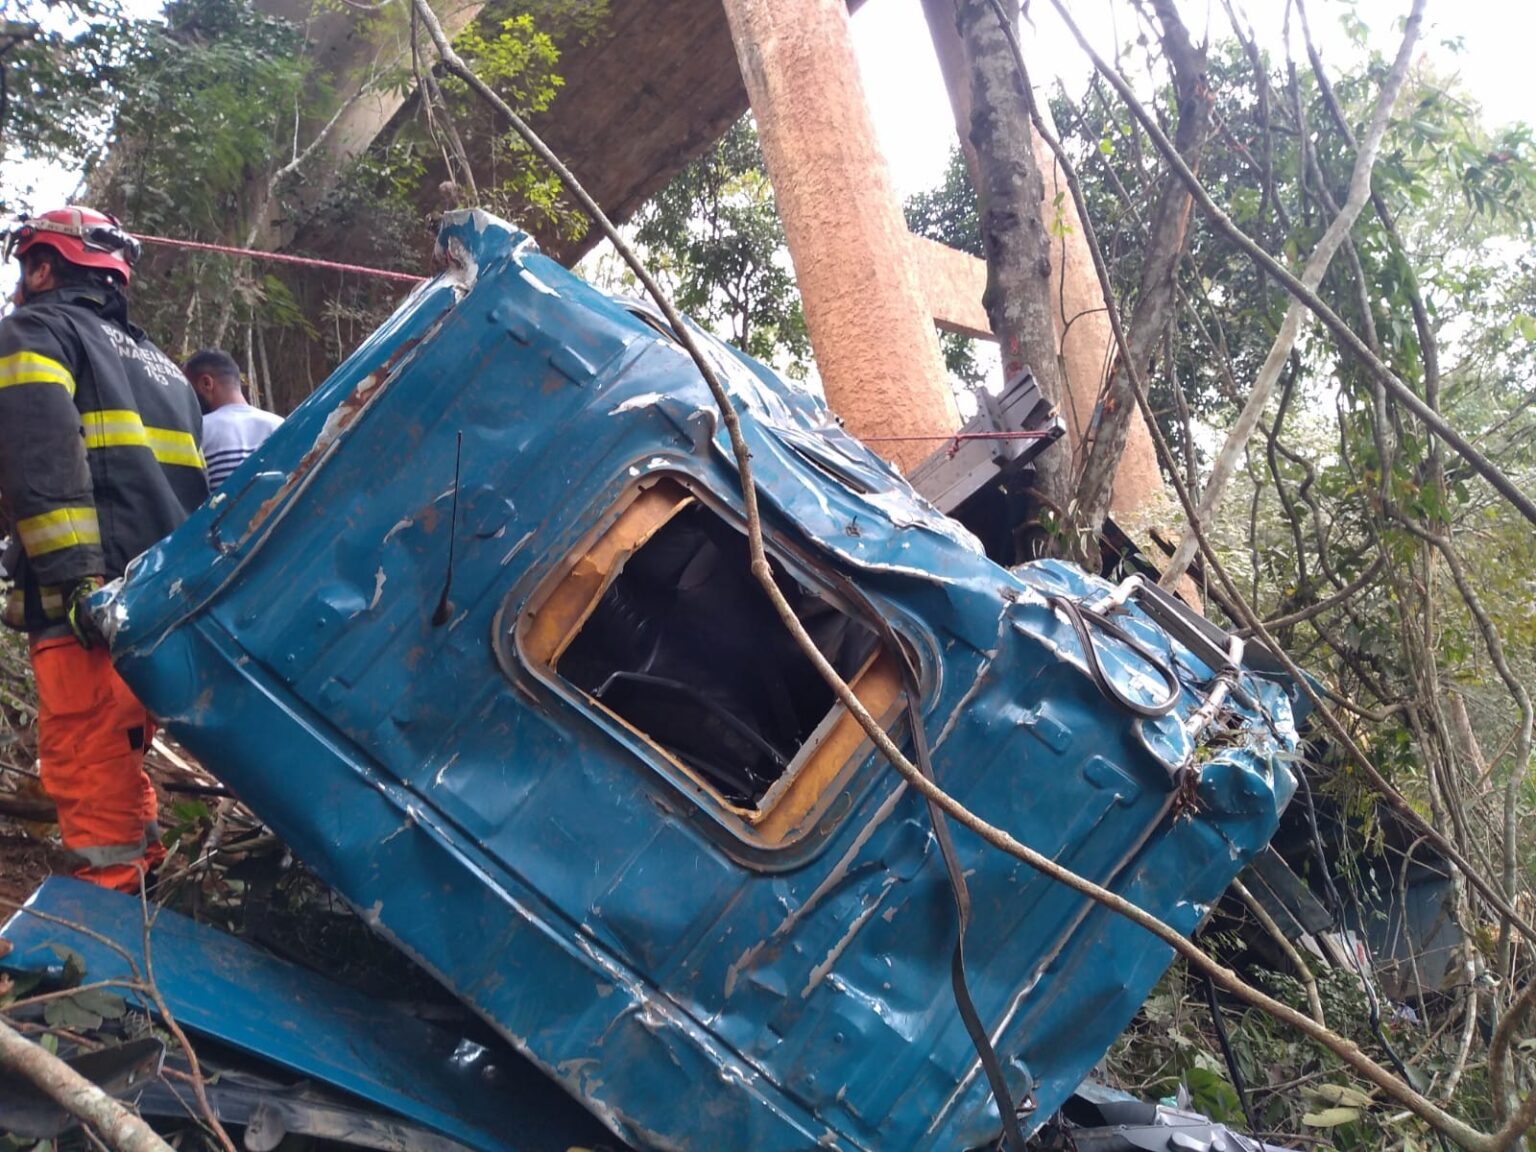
[99, 211, 1299, 1150]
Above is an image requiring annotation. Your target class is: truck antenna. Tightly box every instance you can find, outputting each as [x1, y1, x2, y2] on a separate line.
[431, 431, 463, 626]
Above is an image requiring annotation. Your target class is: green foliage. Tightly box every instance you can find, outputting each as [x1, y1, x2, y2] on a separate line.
[101, 0, 308, 239]
[69, 0, 314, 353]
[904, 147, 982, 258]
[1056, 34, 1536, 695]
[43, 985, 128, 1031]
[1110, 963, 1451, 1150]
[454, 15, 562, 107]
[448, 13, 579, 238]
[633, 117, 811, 375]
[1051, 27, 1536, 1146]
[13, 0, 598, 395]
[0, 0, 151, 213]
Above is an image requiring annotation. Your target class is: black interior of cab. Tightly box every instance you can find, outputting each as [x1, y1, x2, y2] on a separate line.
[559, 503, 879, 806]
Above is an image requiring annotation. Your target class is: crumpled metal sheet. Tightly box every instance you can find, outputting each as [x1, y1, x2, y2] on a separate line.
[100, 209, 1301, 1151]
[0, 878, 613, 1152]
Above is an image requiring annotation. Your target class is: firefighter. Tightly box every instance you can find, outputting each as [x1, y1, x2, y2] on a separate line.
[0, 206, 208, 891]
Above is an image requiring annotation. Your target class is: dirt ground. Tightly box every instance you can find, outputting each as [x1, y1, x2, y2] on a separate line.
[0, 631, 55, 908]
[0, 823, 70, 907]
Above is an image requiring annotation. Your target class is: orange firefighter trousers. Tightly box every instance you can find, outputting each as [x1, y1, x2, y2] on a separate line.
[30, 636, 165, 892]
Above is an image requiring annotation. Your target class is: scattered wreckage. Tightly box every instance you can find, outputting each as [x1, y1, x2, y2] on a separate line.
[4, 211, 1313, 1150]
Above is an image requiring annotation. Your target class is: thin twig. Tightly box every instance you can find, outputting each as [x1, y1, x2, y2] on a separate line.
[1159, 0, 1424, 584]
[136, 878, 235, 1152]
[1046, 0, 1536, 534]
[1233, 877, 1325, 1025]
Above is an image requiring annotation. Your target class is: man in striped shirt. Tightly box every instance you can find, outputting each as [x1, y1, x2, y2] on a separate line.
[184, 349, 283, 492]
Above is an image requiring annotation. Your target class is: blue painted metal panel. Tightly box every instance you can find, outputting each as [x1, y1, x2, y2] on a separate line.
[99, 210, 1301, 1151]
[0, 878, 614, 1152]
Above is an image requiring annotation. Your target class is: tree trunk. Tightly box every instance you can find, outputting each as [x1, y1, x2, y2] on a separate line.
[723, 0, 959, 473]
[951, 0, 1071, 540]
[1071, 0, 1210, 554]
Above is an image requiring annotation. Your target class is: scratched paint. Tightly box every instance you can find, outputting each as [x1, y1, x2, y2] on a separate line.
[100, 210, 1301, 1151]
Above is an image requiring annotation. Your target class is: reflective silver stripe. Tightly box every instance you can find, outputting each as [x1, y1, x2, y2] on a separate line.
[73, 839, 148, 867]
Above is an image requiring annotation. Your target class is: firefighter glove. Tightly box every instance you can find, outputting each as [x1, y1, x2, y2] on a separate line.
[66, 577, 106, 649]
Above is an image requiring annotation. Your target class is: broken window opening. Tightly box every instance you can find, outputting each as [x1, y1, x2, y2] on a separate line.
[519, 478, 899, 835]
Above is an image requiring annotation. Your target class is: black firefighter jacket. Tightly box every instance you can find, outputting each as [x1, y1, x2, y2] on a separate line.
[0, 284, 208, 634]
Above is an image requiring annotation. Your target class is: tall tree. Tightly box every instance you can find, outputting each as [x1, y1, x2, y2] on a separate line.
[945, 0, 1075, 529]
[1068, 0, 1211, 558]
[0, 0, 150, 214]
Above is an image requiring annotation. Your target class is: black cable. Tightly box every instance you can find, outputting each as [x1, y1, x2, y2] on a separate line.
[1046, 594, 1181, 719]
[1293, 766, 1346, 927]
[1202, 972, 1261, 1136]
[826, 569, 1030, 1151]
[161, 780, 230, 798]
[906, 667, 1030, 1152]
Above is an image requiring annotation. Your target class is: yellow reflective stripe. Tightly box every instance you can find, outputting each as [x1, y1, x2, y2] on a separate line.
[144, 426, 204, 469]
[5, 586, 67, 625]
[82, 410, 204, 468]
[82, 409, 147, 449]
[16, 506, 100, 557]
[36, 585, 66, 620]
[0, 352, 75, 396]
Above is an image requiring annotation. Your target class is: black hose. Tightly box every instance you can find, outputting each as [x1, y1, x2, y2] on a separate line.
[1047, 594, 1181, 719]
[1202, 971, 1261, 1135]
[906, 671, 1030, 1151]
[161, 780, 231, 798]
[1293, 767, 1345, 926]
[822, 566, 1030, 1151]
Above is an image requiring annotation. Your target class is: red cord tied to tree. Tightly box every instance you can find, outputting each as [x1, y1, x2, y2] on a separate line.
[133, 234, 428, 285]
[861, 429, 1058, 459]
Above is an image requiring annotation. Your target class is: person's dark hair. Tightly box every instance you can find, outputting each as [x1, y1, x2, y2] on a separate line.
[23, 247, 125, 291]
[183, 348, 242, 382]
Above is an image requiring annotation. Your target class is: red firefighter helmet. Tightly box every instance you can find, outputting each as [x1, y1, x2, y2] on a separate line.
[4, 207, 140, 284]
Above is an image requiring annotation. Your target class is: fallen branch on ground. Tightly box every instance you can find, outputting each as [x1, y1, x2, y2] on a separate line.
[0, 1015, 173, 1152]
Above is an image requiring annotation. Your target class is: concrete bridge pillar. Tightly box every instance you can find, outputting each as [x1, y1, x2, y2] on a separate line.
[722, 0, 960, 472]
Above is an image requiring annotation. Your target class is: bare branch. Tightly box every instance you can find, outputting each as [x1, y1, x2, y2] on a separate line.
[1047, 0, 1536, 534]
[0, 1016, 173, 1152]
[1159, 0, 1425, 585]
[1233, 877, 1325, 1025]
[1072, 0, 1211, 546]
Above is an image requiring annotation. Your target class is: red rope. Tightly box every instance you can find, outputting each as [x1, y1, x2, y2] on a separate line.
[134, 234, 428, 285]
[860, 430, 1057, 443]
[124, 238, 1045, 450]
